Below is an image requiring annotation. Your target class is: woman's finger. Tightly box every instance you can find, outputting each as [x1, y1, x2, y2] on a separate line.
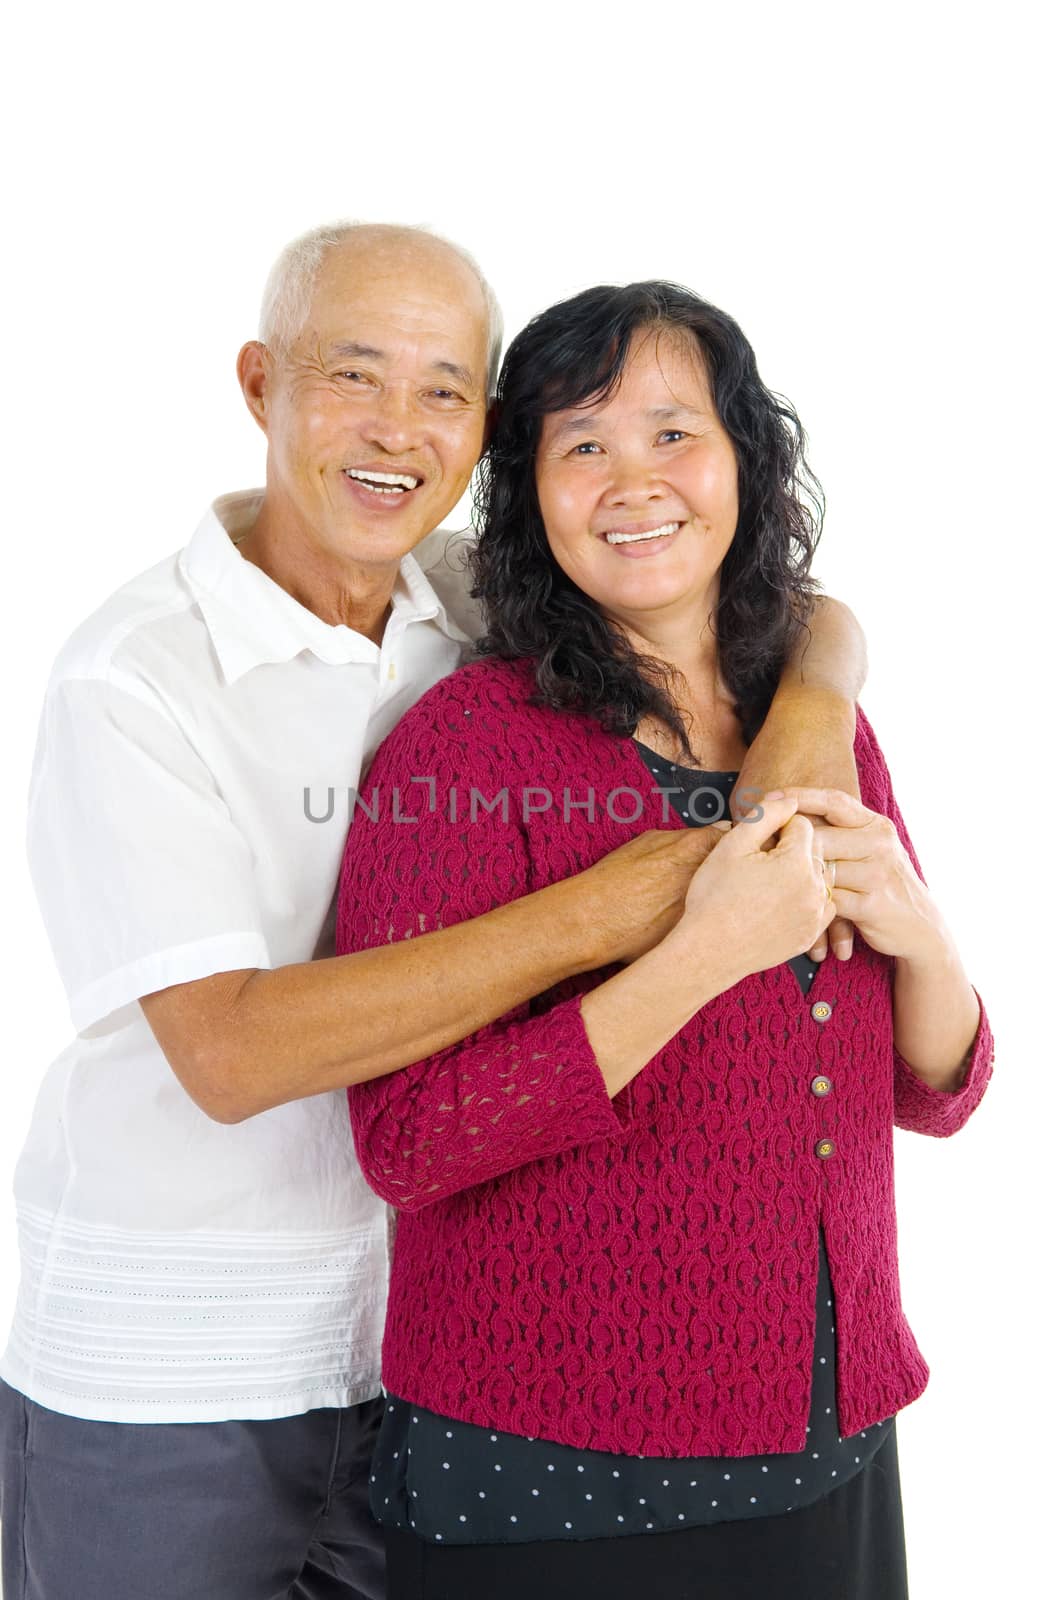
[727, 794, 803, 854]
[774, 811, 820, 860]
[826, 859, 880, 894]
[828, 914, 855, 960]
[768, 787, 875, 827]
[825, 885, 869, 921]
[803, 821, 876, 862]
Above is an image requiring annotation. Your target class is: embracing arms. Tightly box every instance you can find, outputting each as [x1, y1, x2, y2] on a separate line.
[343, 698, 991, 1210]
[140, 596, 865, 1123]
[141, 833, 712, 1123]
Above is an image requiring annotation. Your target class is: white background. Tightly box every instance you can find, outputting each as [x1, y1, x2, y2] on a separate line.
[1, 2, 1055, 1594]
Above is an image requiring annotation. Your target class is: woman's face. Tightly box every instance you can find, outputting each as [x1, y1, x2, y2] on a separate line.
[535, 327, 740, 638]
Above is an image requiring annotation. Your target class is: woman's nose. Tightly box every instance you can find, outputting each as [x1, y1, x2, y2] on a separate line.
[602, 465, 666, 506]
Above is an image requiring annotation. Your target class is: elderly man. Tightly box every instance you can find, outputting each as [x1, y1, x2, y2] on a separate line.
[0, 223, 867, 1599]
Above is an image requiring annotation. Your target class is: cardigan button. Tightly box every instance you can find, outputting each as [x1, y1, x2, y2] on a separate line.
[811, 1075, 833, 1097]
[815, 1138, 836, 1159]
[811, 1001, 833, 1022]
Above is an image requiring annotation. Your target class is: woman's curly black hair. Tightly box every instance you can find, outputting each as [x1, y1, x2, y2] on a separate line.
[469, 281, 824, 759]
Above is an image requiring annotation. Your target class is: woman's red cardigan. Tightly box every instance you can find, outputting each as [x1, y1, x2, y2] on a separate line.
[336, 657, 993, 1458]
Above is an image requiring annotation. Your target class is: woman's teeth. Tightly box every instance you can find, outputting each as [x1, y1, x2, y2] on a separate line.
[344, 469, 419, 494]
[604, 522, 679, 545]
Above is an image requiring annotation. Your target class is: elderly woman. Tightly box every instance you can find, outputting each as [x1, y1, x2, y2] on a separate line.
[334, 282, 993, 1600]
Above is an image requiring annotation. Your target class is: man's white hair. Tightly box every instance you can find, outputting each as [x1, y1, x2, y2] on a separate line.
[258, 220, 504, 396]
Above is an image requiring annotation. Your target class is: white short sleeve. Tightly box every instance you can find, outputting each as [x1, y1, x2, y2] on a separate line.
[27, 671, 270, 1035]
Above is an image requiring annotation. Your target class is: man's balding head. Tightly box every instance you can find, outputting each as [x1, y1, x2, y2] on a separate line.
[259, 221, 503, 396]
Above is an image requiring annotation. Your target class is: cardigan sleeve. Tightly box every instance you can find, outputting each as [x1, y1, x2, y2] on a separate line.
[854, 706, 994, 1136]
[336, 678, 628, 1212]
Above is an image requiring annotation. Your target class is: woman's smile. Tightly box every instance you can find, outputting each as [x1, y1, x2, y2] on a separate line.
[600, 519, 684, 555]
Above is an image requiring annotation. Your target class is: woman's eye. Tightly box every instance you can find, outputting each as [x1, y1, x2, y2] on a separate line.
[659, 429, 688, 444]
[571, 442, 602, 456]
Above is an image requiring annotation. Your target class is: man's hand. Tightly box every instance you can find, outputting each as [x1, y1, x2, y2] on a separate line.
[581, 825, 732, 966]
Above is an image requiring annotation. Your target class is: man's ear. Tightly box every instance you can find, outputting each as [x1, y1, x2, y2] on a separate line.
[236, 341, 271, 434]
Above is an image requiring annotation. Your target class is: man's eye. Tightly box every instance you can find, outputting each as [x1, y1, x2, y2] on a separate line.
[429, 389, 460, 401]
[340, 371, 367, 382]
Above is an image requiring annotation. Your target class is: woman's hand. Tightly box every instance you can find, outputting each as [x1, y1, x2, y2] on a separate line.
[768, 787, 946, 963]
[678, 794, 837, 982]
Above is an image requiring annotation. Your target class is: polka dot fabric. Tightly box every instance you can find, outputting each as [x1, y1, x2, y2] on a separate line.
[371, 1237, 893, 1544]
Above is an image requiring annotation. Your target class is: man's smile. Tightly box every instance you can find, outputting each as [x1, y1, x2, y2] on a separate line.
[342, 463, 425, 508]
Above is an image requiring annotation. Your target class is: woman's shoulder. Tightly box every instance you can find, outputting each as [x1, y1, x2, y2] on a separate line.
[365, 655, 543, 775]
[406, 653, 538, 726]
[852, 702, 897, 811]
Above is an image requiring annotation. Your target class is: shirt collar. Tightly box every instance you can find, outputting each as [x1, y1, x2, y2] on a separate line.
[179, 489, 473, 686]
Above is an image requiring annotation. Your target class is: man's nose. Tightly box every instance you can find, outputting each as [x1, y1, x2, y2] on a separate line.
[361, 383, 422, 452]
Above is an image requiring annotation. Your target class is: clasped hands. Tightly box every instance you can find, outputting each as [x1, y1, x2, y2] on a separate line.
[735, 787, 944, 968]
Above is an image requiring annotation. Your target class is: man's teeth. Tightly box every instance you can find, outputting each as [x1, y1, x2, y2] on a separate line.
[604, 522, 680, 545]
[344, 469, 419, 493]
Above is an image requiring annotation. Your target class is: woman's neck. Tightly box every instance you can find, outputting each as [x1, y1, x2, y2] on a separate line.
[619, 624, 748, 770]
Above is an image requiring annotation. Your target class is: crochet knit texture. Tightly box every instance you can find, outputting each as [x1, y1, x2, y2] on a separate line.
[337, 657, 993, 1457]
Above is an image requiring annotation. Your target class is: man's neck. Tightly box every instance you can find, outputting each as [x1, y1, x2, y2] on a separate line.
[236, 496, 397, 645]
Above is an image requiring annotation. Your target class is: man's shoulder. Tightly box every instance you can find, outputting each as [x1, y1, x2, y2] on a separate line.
[408, 525, 485, 644]
[44, 545, 196, 695]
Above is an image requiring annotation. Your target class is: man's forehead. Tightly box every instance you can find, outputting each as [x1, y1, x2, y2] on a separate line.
[308, 255, 489, 376]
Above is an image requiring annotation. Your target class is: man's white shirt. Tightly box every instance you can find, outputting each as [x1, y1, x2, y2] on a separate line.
[0, 490, 482, 1423]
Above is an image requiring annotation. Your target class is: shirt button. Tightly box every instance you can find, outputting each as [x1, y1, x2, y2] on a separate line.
[387, 662, 397, 681]
[815, 1138, 836, 1159]
[811, 1001, 833, 1022]
[811, 1075, 833, 1097]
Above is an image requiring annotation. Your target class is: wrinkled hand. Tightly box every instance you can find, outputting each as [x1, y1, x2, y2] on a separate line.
[767, 788, 944, 963]
[585, 825, 733, 965]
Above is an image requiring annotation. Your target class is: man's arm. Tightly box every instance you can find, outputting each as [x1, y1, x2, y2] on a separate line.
[782, 594, 868, 701]
[33, 670, 720, 1128]
[732, 595, 868, 961]
[140, 825, 724, 1125]
[733, 596, 867, 816]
